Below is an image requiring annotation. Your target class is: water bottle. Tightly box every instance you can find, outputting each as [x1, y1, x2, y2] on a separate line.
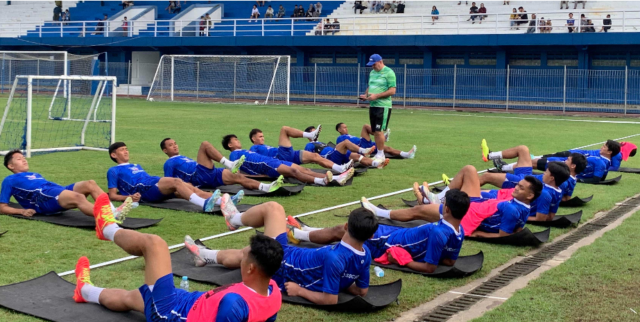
[180, 276, 189, 291]
[374, 266, 384, 278]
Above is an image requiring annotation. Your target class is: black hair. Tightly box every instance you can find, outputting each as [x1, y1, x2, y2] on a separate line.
[444, 189, 470, 220]
[160, 138, 171, 151]
[631, 148, 637, 158]
[304, 126, 316, 133]
[221, 134, 237, 151]
[348, 207, 379, 242]
[605, 139, 621, 158]
[248, 234, 283, 277]
[249, 128, 262, 144]
[335, 122, 344, 132]
[4, 149, 22, 169]
[108, 142, 127, 163]
[569, 153, 587, 175]
[523, 175, 543, 201]
[547, 161, 571, 187]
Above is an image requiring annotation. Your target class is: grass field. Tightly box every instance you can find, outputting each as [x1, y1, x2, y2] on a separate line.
[1, 97, 640, 321]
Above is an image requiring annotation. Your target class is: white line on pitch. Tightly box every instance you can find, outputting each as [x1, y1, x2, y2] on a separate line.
[448, 291, 508, 301]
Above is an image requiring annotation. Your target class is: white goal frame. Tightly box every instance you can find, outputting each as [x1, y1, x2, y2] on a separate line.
[147, 55, 291, 105]
[1, 51, 69, 96]
[0, 75, 117, 158]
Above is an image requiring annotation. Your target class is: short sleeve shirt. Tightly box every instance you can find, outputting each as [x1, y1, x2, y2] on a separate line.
[368, 66, 396, 108]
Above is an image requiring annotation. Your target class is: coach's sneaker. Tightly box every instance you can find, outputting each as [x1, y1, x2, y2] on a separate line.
[230, 155, 245, 174]
[311, 124, 322, 142]
[93, 194, 120, 241]
[406, 145, 417, 159]
[287, 226, 301, 245]
[481, 139, 490, 162]
[113, 197, 133, 222]
[185, 235, 207, 267]
[493, 158, 508, 172]
[384, 128, 390, 142]
[203, 190, 221, 213]
[268, 175, 285, 193]
[376, 158, 390, 169]
[73, 256, 92, 303]
[442, 173, 451, 186]
[322, 171, 333, 186]
[231, 190, 245, 206]
[221, 193, 241, 231]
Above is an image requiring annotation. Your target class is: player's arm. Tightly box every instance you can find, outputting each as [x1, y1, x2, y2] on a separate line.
[359, 87, 370, 100]
[404, 261, 438, 273]
[528, 212, 554, 222]
[368, 87, 396, 101]
[400, 232, 449, 273]
[0, 203, 35, 216]
[107, 188, 130, 202]
[285, 284, 338, 305]
[163, 162, 173, 178]
[346, 282, 368, 297]
[214, 293, 254, 322]
[562, 195, 572, 201]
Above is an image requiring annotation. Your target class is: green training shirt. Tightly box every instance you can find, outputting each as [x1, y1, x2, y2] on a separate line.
[368, 66, 397, 108]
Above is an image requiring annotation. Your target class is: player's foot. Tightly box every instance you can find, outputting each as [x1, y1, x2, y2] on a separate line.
[342, 160, 354, 172]
[362, 145, 376, 155]
[231, 190, 244, 205]
[384, 128, 390, 142]
[419, 181, 440, 204]
[481, 139, 490, 162]
[492, 158, 508, 172]
[360, 197, 378, 214]
[230, 155, 245, 174]
[413, 182, 426, 205]
[113, 197, 133, 222]
[323, 171, 333, 185]
[184, 235, 207, 267]
[93, 193, 120, 241]
[203, 189, 221, 213]
[406, 145, 417, 159]
[376, 158, 390, 169]
[311, 124, 322, 142]
[268, 175, 284, 192]
[286, 215, 303, 229]
[73, 256, 92, 303]
[334, 168, 355, 186]
[221, 193, 241, 231]
[287, 225, 301, 245]
[442, 173, 450, 186]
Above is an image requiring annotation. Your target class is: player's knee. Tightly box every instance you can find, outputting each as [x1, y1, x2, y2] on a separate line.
[288, 167, 299, 177]
[200, 141, 211, 149]
[86, 179, 97, 186]
[263, 201, 285, 215]
[145, 234, 168, 250]
[517, 145, 530, 155]
[462, 165, 477, 173]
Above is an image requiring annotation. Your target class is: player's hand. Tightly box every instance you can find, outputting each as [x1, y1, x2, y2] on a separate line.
[359, 94, 368, 101]
[368, 93, 378, 101]
[21, 209, 36, 217]
[387, 251, 399, 265]
[284, 282, 302, 296]
[131, 193, 141, 202]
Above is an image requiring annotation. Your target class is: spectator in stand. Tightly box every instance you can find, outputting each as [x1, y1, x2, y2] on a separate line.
[503, 1, 509, 4]
[165, 1, 175, 12]
[297, 4, 305, 17]
[331, 18, 340, 34]
[93, 15, 106, 35]
[250, 5, 260, 22]
[585, 19, 595, 32]
[122, 16, 129, 36]
[292, 4, 299, 17]
[122, 1, 133, 10]
[383, 2, 391, 13]
[561, 1, 569, 9]
[509, 8, 518, 29]
[574, 1, 586, 9]
[323, 19, 331, 35]
[580, 14, 587, 32]
[478, 3, 487, 24]
[277, 5, 285, 18]
[314, 24, 322, 35]
[53, 1, 62, 21]
[315, 2, 323, 16]
[265, 5, 274, 19]
[389, 1, 397, 13]
[64, 9, 70, 22]
[256, 1, 265, 7]
[538, 17, 546, 33]
[526, 13, 537, 33]
[516, 7, 528, 29]
[306, 3, 316, 20]
[431, 6, 439, 24]
[545, 18, 553, 33]
[396, 1, 405, 13]
[172, 1, 181, 14]
[600, 14, 611, 32]
[566, 13, 575, 33]
[468, 2, 479, 24]
[458, 1, 468, 5]
[199, 16, 206, 36]
[205, 13, 212, 32]
[353, 1, 367, 14]
[369, 1, 377, 13]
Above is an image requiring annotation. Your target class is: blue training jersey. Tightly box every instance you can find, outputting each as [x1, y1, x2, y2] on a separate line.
[304, 141, 329, 154]
[478, 199, 531, 234]
[369, 219, 464, 265]
[0, 172, 62, 208]
[249, 144, 278, 158]
[275, 241, 370, 295]
[336, 134, 361, 146]
[530, 176, 563, 216]
[569, 149, 612, 179]
[163, 155, 198, 183]
[106, 163, 160, 196]
[214, 289, 277, 322]
[558, 175, 577, 198]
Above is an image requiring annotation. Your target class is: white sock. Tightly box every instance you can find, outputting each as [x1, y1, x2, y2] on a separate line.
[302, 130, 317, 139]
[376, 207, 391, 219]
[258, 182, 270, 192]
[372, 159, 381, 167]
[230, 212, 244, 227]
[110, 202, 116, 212]
[375, 150, 385, 159]
[502, 163, 515, 172]
[81, 284, 104, 305]
[437, 186, 450, 201]
[302, 226, 322, 232]
[400, 151, 409, 158]
[215, 198, 222, 206]
[331, 164, 344, 173]
[220, 157, 235, 169]
[488, 151, 503, 160]
[358, 147, 368, 154]
[200, 249, 220, 264]
[189, 193, 206, 207]
[314, 178, 326, 185]
[293, 229, 310, 241]
[103, 223, 121, 242]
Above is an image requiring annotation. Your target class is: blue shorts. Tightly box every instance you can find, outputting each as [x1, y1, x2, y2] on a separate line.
[272, 232, 293, 290]
[321, 147, 352, 165]
[359, 138, 376, 153]
[193, 164, 225, 189]
[139, 178, 174, 203]
[32, 183, 76, 215]
[276, 146, 303, 165]
[365, 224, 398, 259]
[502, 167, 533, 189]
[139, 273, 204, 322]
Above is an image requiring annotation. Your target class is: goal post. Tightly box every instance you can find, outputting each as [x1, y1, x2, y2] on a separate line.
[147, 55, 291, 105]
[0, 75, 116, 158]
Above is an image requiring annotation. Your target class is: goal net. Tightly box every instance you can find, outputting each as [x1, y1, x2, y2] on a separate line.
[0, 75, 116, 157]
[147, 55, 290, 105]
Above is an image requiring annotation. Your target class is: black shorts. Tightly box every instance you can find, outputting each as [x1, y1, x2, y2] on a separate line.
[536, 158, 548, 171]
[369, 106, 391, 132]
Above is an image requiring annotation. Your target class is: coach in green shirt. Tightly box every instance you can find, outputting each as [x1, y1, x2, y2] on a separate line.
[359, 54, 397, 162]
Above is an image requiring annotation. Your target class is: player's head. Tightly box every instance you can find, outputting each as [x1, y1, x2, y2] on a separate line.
[544, 162, 571, 187]
[4, 149, 28, 173]
[222, 134, 241, 151]
[335, 122, 348, 135]
[304, 126, 316, 133]
[249, 128, 264, 145]
[241, 234, 283, 279]
[160, 138, 179, 157]
[366, 54, 384, 71]
[345, 207, 379, 242]
[443, 189, 470, 220]
[567, 153, 587, 175]
[514, 176, 543, 204]
[601, 140, 621, 158]
[108, 142, 129, 163]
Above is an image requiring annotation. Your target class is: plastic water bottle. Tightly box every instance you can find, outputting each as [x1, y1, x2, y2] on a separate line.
[180, 276, 189, 291]
[374, 266, 385, 278]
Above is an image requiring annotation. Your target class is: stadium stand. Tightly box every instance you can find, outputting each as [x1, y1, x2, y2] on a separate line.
[0, 1, 78, 37]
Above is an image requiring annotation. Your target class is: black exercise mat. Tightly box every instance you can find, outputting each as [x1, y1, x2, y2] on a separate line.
[560, 195, 593, 207]
[282, 279, 402, 311]
[579, 175, 622, 185]
[0, 231, 6, 237]
[466, 227, 550, 246]
[527, 211, 582, 228]
[431, 185, 447, 193]
[171, 241, 243, 285]
[383, 153, 404, 160]
[376, 252, 484, 278]
[0, 272, 145, 322]
[7, 204, 161, 229]
[616, 167, 640, 174]
[402, 198, 419, 207]
[140, 199, 257, 214]
[203, 184, 304, 197]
